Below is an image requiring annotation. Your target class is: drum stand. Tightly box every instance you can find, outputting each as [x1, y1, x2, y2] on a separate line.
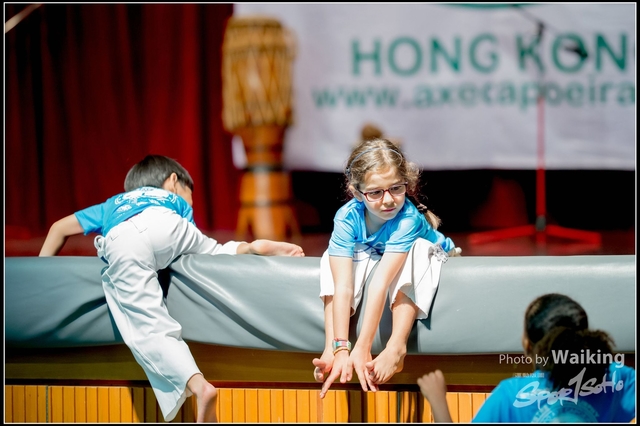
[235, 125, 301, 242]
[469, 21, 601, 251]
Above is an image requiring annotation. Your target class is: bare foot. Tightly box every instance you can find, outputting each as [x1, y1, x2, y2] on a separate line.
[196, 383, 218, 422]
[188, 374, 218, 422]
[251, 240, 305, 257]
[365, 345, 406, 385]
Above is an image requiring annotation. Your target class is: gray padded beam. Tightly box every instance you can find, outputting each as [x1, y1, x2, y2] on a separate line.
[5, 255, 635, 354]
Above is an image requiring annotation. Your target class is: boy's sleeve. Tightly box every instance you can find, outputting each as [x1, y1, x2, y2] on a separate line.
[74, 203, 106, 235]
[211, 240, 244, 255]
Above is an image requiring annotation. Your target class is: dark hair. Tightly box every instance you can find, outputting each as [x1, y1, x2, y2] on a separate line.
[124, 155, 194, 192]
[344, 138, 441, 229]
[525, 293, 615, 391]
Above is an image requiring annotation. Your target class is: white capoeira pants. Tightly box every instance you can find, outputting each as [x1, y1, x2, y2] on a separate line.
[94, 206, 241, 421]
[319, 238, 448, 319]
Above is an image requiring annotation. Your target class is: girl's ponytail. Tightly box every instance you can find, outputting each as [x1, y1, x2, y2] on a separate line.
[534, 326, 615, 391]
[410, 196, 441, 230]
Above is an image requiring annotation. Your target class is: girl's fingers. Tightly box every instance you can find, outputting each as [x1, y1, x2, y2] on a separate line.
[366, 368, 378, 391]
[320, 373, 337, 398]
[356, 369, 369, 392]
[340, 367, 352, 383]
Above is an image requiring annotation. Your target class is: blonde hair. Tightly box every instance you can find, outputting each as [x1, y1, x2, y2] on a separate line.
[344, 138, 441, 229]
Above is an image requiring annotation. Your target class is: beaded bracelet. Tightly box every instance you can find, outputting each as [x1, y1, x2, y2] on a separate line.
[333, 346, 350, 355]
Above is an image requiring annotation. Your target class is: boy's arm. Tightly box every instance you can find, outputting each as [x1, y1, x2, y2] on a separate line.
[39, 214, 85, 256]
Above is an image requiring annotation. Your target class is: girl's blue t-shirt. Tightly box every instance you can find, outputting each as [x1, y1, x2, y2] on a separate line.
[74, 186, 194, 236]
[472, 364, 636, 423]
[328, 198, 455, 257]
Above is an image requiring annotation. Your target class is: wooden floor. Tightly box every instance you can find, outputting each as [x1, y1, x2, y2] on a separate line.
[5, 228, 635, 258]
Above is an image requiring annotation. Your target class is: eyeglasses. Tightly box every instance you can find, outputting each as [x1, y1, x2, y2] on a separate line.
[357, 183, 408, 202]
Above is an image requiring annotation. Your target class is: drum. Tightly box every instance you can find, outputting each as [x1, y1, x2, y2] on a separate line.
[222, 16, 295, 131]
[222, 16, 299, 241]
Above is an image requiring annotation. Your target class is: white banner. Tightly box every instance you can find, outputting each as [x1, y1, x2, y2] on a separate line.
[234, 3, 635, 171]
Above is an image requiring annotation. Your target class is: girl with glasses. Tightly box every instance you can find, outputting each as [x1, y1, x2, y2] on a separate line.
[312, 138, 461, 398]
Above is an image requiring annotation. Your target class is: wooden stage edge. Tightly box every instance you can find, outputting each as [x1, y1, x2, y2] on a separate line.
[6, 342, 635, 393]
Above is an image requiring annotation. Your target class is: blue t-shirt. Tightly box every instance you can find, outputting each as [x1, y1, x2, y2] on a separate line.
[328, 198, 455, 257]
[473, 364, 636, 423]
[75, 186, 194, 237]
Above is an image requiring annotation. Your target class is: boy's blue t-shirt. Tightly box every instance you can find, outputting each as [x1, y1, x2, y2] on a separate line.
[328, 198, 455, 257]
[472, 364, 636, 423]
[75, 186, 194, 236]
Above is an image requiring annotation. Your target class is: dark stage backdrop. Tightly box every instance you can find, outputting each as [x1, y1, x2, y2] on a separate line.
[6, 4, 239, 234]
[5, 4, 635, 239]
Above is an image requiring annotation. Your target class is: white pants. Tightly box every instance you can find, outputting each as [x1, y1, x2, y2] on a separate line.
[94, 207, 240, 421]
[319, 238, 447, 319]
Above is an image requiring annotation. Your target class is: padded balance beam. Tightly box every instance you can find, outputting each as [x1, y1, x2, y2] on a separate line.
[5, 254, 635, 386]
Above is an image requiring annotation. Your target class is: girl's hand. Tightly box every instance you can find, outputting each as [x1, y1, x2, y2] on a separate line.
[312, 347, 334, 383]
[350, 345, 378, 393]
[318, 350, 352, 398]
[447, 247, 462, 257]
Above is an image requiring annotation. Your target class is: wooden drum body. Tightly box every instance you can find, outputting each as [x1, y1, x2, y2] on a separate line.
[222, 16, 299, 241]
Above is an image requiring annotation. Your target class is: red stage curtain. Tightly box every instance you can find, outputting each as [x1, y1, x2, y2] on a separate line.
[5, 4, 239, 235]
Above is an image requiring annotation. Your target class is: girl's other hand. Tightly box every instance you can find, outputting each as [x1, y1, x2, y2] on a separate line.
[318, 350, 352, 398]
[350, 345, 378, 392]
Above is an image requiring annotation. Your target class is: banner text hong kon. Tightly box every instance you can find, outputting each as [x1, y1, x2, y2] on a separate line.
[351, 33, 630, 76]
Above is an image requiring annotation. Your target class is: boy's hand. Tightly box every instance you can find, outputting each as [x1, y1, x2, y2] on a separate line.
[248, 240, 305, 257]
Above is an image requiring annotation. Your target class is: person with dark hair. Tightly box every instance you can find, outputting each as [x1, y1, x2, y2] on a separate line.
[123, 154, 196, 192]
[312, 138, 461, 399]
[417, 293, 636, 422]
[40, 154, 305, 422]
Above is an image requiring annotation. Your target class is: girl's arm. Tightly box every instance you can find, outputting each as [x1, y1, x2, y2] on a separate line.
[349, 251, 407, 391]
[39, 214, 85, 256]
[318, 255, 354, 397]
[356, 251, 407, 351]
[330, 255, 354, 348]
